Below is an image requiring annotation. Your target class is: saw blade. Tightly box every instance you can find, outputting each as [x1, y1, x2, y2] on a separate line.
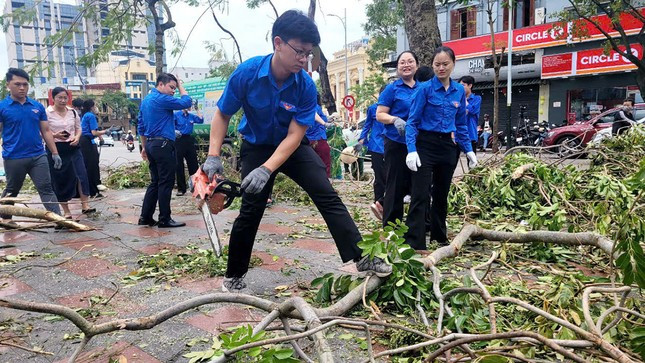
[200, 201, 222, 257]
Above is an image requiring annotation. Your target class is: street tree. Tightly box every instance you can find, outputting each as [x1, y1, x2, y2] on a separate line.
[350, 73, 387, 110]
[559, 1, 645, 97]
[362, 0, 404, 68]
[399, 0, 443, 67]
[100, 90, 139, 129]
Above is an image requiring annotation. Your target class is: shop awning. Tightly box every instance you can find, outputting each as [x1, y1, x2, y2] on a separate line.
[473, 78, 542, 91]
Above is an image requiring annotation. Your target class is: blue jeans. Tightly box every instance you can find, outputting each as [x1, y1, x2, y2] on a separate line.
[481, 132, 491, 149]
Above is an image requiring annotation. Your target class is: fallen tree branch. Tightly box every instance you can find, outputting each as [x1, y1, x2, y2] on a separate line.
[0, 206, 92, 231]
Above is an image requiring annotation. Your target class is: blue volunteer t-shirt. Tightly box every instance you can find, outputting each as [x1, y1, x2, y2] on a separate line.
[174, 111, 204, 136]
[138, 88, 192, 141]
[377, 78, 419, 144]
[358, 103, 385, 154]
[305, 105, 328, 142]
[81, 111, 99, 144]
[0, 96, 47, 159]
[217, 54, 317, 146]
[466, 93, 481, 142]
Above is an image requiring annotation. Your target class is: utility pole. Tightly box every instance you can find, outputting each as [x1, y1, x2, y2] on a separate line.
[328, 9, 349, 122]
[506, 1, 513, 149]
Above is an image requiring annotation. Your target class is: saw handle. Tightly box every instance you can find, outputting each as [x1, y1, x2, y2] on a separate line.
[214, 180, 242, 209]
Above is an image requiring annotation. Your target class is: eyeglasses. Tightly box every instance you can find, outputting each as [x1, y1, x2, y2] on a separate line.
[283, 40, 314, 60]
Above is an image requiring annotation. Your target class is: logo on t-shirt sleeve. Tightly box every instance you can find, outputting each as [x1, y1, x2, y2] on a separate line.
[32, 109, 39, 114]
[453, 101, 460, 108]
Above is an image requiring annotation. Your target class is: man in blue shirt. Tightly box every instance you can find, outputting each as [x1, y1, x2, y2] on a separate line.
[305, 95, 333, 177]
[137, 73, 192, 228]
[459, 76, 481, 157]
[173, 107, 204, 196]
[202, 10, 391, 292]
[357, 87, 386, 220]
[0, 68, 62, 221]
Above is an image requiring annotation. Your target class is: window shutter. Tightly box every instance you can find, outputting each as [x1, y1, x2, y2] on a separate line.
[467, 6, 477, 37]
[503, 5, 509, 31]
[529, 0, 535, 26]
[450, 9, 460, 40]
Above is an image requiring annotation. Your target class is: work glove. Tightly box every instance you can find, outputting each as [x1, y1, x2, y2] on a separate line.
[175, 130, 182, 139]
[52, 154, 62, 170]
[353, 143, 364, 153]
[406, 152, 421, 172]
[241, 165, 272, 194]
[393, 117, 406, 137]
[202, 155, 224, 181]
[466, 151, 478, 168]
[325, 122, 335, 129]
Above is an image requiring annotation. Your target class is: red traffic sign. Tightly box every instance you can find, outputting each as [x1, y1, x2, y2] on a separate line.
[342, 95, 356, 111]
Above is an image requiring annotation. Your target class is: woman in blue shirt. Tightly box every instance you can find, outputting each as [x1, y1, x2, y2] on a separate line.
[79, 99, 107, 197]
[404, 46, 478, 249]
[375, 51, 419, 228]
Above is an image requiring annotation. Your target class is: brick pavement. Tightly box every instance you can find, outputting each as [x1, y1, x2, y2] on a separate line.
[0, 187, 369, 362]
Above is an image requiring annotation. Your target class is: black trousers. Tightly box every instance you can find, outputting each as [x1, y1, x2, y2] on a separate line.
[612, 120, 631, 135]
[405, 131, 459, 249]
[226, 140, 363, 277]
[382, 139, 411, 227]
[369, 151, 385, 204]
[141, 139, 176, 223]
[175, 135, 199, 193]
[79, 136, 101, 197]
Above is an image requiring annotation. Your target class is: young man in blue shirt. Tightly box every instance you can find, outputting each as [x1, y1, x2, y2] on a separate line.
[459, 76, 481, 159]
[137, 73, 192, 228]
[202, 10, 391, 292]
[173, 106, 204, 196]
[0, 68, 62, 221]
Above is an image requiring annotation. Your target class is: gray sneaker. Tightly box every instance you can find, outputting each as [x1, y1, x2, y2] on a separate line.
[355, 256, 392, 277]
[222, 276, 247, 292]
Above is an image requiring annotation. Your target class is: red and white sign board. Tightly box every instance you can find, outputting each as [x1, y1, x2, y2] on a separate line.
[342, 95, 355, 111]
[541, 44, 641, 79]
[444, 10, 645, 60]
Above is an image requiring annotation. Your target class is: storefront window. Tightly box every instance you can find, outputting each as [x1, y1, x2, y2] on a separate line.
[567, 87, 642, 121]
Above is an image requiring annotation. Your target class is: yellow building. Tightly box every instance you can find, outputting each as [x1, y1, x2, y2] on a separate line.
[326, 37, 384, 123]
[95, 50, 156, 101]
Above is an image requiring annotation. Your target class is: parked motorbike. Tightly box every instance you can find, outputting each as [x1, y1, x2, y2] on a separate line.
[126, 140, 135, 152]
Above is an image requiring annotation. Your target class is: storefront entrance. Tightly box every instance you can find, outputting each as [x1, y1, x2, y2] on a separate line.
[568, 86, 643, 122]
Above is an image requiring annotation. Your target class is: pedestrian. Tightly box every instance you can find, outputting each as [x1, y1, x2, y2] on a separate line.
[79, 99, 107, 197]
[0, 68, 62, 222]
[375, 50, 419, 227]
[357, 85, 386, 220]
[174, 106, 204, 196]
[480, 113, 492, 150]
[404, 46, 477, 249]
[137, 73, 192, 228]
[45, 87, 95, 219]
[202, 10, 391, 292]
[306, 94, 333, 178]
[612, 98, 636, 135]
[415, 66, 434, 83]
[458, 75, 481, 155]
[71, 98, 83, 114]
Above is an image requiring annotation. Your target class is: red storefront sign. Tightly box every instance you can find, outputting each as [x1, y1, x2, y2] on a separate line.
[444, 10, 645, 60]
[541, 44, 641, 79]
[541, 53, 574, 78]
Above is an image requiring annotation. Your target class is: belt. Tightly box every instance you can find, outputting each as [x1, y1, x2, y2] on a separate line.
[420, 130, 453, 138]
[147, 137, 171, 141]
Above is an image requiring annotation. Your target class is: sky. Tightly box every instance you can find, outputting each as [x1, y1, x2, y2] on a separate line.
[0, 0, 370, 75]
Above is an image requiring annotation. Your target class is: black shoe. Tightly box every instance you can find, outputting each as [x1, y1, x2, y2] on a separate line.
[157, 219, 185, 228]
[137, 217, 157, 226]
[176, 191, 186, 196]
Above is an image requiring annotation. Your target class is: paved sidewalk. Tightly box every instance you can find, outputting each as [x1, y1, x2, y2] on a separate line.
[0, 186, 376, 362]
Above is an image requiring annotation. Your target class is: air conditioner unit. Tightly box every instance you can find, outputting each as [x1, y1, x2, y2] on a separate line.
[535, 7, 546, 25]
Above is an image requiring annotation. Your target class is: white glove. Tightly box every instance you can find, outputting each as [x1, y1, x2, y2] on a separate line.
[466, 151, 478, 168]
[406, 152, 421, 171]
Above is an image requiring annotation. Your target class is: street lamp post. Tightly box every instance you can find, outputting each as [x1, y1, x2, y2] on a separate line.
[328, 9, 349, 120]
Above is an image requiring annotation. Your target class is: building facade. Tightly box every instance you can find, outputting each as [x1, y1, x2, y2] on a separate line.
[174, 66, 211, 83]
[327, 37, 384, 122]
[4, 0, 161, 88]
[95, 51, 156, 101]
[397, 0, 644, 127]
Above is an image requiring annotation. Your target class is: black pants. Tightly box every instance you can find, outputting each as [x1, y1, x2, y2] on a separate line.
[612, 120, 631, 135]
[382, 139, 411, 227]
[405, 131, 459, 249]
[226, 140, 363, 277]
[175, 135, 199, 193]
[471, 141, 478, 154]
[79, 136, 101, 197]
[369, 151, 385, 204]
[141, 139, 176, 223]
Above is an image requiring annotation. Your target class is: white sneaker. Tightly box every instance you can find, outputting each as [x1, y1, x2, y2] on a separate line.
[97, 184, 107, 191]
[403, 195, 411, 204]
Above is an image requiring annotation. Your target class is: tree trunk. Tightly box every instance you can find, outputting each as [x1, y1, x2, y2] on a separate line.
[400, 0, 442, 66]
[147, 0, 175, 75]
[492, 70, 500, 152]
[155, 30, 165, 75]
[308, 0, 337, 114]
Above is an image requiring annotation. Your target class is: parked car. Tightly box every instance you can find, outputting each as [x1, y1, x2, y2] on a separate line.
[95, 135, 115, 147]
[542, 103, 645, 155]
